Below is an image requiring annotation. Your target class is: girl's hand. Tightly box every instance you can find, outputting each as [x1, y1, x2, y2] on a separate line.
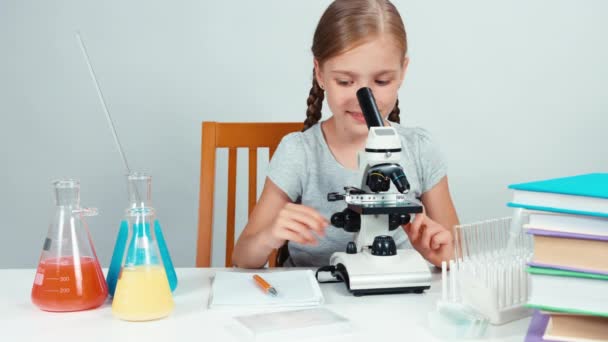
[402, 211, 454, 267]
[262, 203, 329, 249]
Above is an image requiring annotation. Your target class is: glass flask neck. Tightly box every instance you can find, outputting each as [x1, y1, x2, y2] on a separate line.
[54, 179, 80, 207]
[127, 172, 153, 208]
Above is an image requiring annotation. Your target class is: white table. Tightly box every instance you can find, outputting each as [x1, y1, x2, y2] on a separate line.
[0, 268, 529, 341]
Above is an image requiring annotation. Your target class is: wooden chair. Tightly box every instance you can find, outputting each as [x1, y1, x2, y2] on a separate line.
[196, 122, 303, 267]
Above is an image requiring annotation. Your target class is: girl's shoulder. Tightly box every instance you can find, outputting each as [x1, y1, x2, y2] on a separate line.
[273, 124, 323, 162]
[278, 123, 321, 149]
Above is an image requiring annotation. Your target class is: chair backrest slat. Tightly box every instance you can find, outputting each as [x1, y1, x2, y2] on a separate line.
[225, 148, 237, 266]
[197, 122, 218, 268]
[248, 147, 257, 216]
[196, 121, 303, 267]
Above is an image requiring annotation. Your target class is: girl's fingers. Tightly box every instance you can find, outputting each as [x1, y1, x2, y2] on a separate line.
[284, 209, 327, 236]
[420, 225, 443, 250]
[279, 219, 318, 244]
[406, 212, 426, 241]
[275, 229, 310, 245]
[431, 230, 452, 250]
[286, 203, 328, 225]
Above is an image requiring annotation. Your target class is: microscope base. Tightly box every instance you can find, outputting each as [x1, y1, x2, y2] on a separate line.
[329, 249, 431, 296]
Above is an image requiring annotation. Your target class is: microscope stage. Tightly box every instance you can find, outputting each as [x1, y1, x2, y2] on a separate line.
[347, 201, 423, 215]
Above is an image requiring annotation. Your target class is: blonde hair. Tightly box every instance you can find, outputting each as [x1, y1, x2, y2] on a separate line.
[304, 0, 407, 131]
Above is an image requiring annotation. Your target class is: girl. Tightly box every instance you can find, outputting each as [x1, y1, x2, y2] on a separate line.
[232, 0, 459, 268]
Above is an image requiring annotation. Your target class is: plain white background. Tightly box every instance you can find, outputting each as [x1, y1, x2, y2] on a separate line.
[1, 0, 606, 268]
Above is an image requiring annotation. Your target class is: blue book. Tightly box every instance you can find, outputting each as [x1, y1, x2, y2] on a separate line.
[507, 173, 608, 218]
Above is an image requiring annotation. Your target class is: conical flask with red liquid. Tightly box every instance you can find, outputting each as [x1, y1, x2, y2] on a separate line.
[31, 179, 108, 311]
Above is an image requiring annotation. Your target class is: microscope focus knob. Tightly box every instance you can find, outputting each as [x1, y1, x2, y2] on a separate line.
[346, 242, 357, 254]
[331, 208, 361, 233]
[371, 236, 397, 256]
[388, 213, 411, 231]
[331, 212, 345, 228]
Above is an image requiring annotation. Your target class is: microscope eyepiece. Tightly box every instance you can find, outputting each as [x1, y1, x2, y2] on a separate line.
[356, 87, 384, 129]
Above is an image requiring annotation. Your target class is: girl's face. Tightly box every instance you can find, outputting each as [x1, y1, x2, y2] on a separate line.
[315, 35, 408, 137]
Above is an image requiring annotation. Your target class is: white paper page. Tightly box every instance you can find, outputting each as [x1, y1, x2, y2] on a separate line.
[209, 270, 324, 308]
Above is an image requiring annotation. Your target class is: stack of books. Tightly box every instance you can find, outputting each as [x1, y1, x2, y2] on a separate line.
[507, 173, 608, 342]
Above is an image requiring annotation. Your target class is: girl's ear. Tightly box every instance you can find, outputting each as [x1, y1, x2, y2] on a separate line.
[313, 58, 324, 88]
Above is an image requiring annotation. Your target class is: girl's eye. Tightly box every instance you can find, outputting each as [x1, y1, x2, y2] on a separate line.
[336, 79, 353, 87]
[375, 80, 391, 86]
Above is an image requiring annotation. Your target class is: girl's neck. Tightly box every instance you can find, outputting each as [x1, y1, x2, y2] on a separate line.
[320, 116, 394, 171]
[320, 117, 368, 171]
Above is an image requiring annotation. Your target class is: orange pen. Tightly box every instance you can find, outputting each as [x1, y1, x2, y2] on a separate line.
[252, 274, 278, 296]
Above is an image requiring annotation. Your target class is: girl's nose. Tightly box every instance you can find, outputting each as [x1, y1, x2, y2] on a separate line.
[351, 83, 371, 99]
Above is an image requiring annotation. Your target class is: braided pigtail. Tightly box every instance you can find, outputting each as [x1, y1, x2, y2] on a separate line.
[303, 69, 325, 131]
[387, 98, 401, 123]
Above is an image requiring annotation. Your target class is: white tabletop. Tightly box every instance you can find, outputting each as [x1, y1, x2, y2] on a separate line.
[0, 268, 530, 341]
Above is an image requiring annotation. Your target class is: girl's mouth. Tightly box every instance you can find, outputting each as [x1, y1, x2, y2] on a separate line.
[347, 111, 367, 124]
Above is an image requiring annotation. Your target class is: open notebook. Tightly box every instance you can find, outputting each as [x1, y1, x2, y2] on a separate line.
[209, 270, 324, 309]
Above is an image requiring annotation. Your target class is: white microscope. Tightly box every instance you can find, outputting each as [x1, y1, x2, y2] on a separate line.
[324, 87, 432, 296]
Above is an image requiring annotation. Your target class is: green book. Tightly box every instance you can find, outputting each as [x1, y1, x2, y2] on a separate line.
[526, 266, 608, 317]
[527, 266, 608, 281]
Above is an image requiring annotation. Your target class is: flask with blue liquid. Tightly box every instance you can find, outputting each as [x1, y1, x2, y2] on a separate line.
[106, 172, 177, 296]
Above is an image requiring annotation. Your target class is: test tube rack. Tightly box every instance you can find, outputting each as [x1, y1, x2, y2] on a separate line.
[442, 217, 534, 325]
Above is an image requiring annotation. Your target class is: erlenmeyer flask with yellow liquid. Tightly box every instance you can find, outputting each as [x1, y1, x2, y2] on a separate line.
[107, 173, 177, 296]
[111, 175, 174, 321]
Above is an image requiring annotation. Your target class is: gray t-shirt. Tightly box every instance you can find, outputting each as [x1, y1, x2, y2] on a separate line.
[267, 121, 447, 267]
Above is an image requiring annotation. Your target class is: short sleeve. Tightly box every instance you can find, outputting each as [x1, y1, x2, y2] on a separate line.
[414, 128, 448, 193]
[266, 133, 306, 202]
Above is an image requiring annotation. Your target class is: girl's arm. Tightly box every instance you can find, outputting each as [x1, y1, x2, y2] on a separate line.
[403, 176, 459, 267]
[420, 176, 459, 235]
[232, 178, 327, 269]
